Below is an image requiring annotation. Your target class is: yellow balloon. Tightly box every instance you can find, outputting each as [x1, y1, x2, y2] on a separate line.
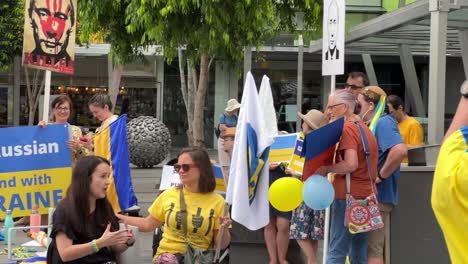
[268, 177, 304, 212]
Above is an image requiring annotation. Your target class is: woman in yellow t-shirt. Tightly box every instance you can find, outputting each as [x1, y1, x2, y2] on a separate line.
[117, 147, 231, 263]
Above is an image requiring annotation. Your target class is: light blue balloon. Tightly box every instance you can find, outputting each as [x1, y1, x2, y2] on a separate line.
[302, 175, 335, 210]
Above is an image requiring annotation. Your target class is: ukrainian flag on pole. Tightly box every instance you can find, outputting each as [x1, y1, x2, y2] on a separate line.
[93, 114, 137, 212]
[227, 72, 275, 230]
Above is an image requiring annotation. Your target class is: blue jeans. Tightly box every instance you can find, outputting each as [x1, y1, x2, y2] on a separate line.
[327, 200, 368, 264]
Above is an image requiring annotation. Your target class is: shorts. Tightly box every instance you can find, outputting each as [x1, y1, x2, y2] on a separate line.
[289, 202, 325, 240]
[217, 138, 231, 167]
[368, 202, 394, 258]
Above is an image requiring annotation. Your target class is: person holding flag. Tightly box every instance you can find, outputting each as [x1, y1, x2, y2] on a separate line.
[226, 72, 275, 231]
[286, 109, 327, 264]
[356, 86, 407, 264]
[315, 90, 379, 264]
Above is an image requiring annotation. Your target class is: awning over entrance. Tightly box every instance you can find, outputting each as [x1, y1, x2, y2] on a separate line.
[308, 0, 468, 57]
[305, 0, 468, 144]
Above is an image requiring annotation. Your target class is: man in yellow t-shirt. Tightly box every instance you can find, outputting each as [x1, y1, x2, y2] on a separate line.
[387, 95, 424, 163]
[432, 80, 468, 264]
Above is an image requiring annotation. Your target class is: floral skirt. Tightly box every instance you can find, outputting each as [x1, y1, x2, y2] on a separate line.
[289, 202, 325, 240]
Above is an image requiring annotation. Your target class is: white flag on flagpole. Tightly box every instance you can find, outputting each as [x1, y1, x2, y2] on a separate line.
[226, 72, 274, 230]
[259, 75, 278, 140]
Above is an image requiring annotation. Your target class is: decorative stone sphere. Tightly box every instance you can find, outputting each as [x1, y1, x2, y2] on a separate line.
[127, 116, 172, 168]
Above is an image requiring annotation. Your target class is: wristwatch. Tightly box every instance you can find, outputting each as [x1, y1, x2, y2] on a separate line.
[461, 81, 468, 98]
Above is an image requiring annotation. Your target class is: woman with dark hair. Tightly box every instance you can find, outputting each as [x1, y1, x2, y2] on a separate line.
[118, 147, 231, 264]
[39, 95, 90, 164]
[88, 93, 118, 134]
[47, 156, 134, 264]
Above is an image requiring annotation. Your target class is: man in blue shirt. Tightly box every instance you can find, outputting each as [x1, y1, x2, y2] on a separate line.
[357, 86, 407, 264]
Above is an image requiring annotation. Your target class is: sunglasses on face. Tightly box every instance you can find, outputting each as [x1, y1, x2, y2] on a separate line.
[344, 83, 363, 90]
[174, 163, 199, 173]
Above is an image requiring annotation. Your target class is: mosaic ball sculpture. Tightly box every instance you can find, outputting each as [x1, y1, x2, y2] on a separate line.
[127, 116, 172, 168]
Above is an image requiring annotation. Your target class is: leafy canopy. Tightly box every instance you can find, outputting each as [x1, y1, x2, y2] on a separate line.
[0, 0, 24, 70]
[125, 0, 322, 65]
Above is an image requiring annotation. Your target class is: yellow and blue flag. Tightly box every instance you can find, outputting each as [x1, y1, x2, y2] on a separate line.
[227, 73, 275, 231]
[94, 114, 137, 212]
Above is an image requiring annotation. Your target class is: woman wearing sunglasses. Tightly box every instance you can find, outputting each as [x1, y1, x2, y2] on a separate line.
[117, 147, 231, 264]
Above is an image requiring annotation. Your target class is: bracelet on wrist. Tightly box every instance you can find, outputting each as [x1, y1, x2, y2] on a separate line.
[91, 239, 99, 253]
[377, 172, 385, 181]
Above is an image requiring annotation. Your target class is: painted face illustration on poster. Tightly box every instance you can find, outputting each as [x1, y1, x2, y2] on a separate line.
[325, 0, 339, 61]
[22, 0, 77, 74]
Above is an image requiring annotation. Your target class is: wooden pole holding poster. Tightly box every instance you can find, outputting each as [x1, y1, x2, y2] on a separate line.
[42, 70, 51, 123]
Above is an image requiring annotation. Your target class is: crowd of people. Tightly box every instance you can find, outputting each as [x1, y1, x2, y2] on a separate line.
[7, 73, 464, 264]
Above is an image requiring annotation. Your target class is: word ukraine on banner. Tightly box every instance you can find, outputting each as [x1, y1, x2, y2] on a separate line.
[269, 133, 299, 164]
[302, 117, 344, 180]
[0, 124, 72, 218]
[159, 165, 226, 193]
[94, 114, 137, 213]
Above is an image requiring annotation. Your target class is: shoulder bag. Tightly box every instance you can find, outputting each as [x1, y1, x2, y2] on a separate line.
[344, 122, 384, 234]
[179, 188, 214, 264]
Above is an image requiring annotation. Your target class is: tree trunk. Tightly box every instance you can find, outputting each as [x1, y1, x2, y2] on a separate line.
[192, 56, 210, 147]
[109, 64, 123, 113]
[25, 68, 45, 125]
[178, 48, 194, 145]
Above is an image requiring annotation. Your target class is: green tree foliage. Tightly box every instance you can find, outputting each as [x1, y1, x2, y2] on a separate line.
[79, 0, 322, 146]
[78, 0, 147, 65]
[0, 0, 24, 70]
[126, 0, 322, 67]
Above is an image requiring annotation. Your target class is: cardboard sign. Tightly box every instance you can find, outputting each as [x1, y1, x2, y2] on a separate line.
[322, 0, 346, 76]
[160, 165, 226, 193]
[288, 132, 305, 175]
[22, 0, 78, 74]
[269, 133, 300, 164]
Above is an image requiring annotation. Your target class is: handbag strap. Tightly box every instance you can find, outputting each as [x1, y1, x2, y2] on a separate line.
[346, 121, 376, 197]
[179, 187, 188, 240]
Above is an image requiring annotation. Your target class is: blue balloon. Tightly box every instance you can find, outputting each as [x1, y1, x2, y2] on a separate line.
[302, 175, 335, 210]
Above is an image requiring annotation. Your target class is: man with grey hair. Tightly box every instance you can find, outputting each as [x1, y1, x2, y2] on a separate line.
[316, 90, 379, 263]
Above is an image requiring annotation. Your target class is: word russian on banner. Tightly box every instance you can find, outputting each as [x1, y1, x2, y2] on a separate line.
[322, 0, 346, 76]
[22, 0, 78, 74]
[0, 124, 72, 218]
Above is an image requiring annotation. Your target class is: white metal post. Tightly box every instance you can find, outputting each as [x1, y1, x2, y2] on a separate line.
[297, 35, 304, 132]
[42, 70, 51, 123]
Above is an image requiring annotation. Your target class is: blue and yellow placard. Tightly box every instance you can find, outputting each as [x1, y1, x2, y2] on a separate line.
[269, 133, 300, 163]
[288, 132, 305, 175]
[0, 124, 71, 218]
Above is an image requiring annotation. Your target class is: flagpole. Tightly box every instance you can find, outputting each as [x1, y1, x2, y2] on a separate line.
[42, 70, 51, 123]
[322, 75, 336, 264]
